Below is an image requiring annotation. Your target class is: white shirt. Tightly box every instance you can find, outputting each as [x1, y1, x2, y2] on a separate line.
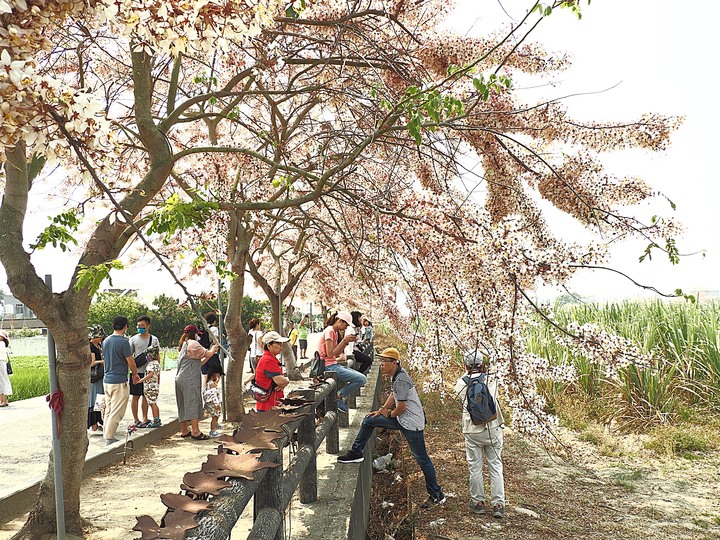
[454, 371, 504, 433]
[344, 326, 357, 356]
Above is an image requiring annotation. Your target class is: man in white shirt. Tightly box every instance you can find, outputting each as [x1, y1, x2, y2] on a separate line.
[454, 350, 505, 518]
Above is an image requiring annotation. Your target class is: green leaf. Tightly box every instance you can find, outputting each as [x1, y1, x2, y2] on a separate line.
[147, 193, 219, 244]
[30, 209, 81, 253]
[74, 260, 124, 296]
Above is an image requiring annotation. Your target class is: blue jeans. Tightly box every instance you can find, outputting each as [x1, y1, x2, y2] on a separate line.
[351, 414, 443, 499]
[325, 363, 367, 399]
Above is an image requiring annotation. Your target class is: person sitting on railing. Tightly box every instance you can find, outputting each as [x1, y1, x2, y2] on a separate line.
[346, 311, 373, 375]
[253, 331, 291, 412]
[318, 311, 367, 413]
[337, 347, 446, 509]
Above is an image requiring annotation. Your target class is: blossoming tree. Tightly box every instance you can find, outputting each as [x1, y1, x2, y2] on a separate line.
[1, 0, 682, 536]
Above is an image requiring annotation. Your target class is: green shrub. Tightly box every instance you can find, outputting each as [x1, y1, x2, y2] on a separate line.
[644, 424, 715, 456]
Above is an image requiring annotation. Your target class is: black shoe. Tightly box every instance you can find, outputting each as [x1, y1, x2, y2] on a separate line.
[420, 494, 446, 508]
[337, 451, 364, 463]
[492, 504, 505, 518]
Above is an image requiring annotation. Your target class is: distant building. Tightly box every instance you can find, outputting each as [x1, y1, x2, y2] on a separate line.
[0, 293, 45, 330]
[1, 293, 36, 320]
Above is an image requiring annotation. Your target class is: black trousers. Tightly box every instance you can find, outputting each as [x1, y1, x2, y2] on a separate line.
[352, 349, 373, 375]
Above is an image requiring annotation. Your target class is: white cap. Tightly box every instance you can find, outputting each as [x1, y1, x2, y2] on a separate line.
[262, 331, 290, 343]
[463, 350, 485, 367]
[337, 311, 355, 328]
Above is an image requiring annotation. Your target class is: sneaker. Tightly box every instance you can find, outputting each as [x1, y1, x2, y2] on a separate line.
[148, 419, 162, 428]
[337, 451, 364, 464]
[209, 430, 220, 438]
[468, 500, 486, 515]
[105, 438, 119, 446]
[420, 494, 446, 509]
[492, 504, 505, 519]
[337, 399, 348, 413]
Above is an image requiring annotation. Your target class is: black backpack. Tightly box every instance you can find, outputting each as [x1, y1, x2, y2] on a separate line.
[309, 351, 325, 378]
[463, 374, 497, 425]
[198, 327, 211, 348]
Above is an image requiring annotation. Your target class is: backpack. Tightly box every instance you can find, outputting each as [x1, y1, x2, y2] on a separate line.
[309, 351, 325, 378]
[198, 327, 211, 348]
[463, 374, 497, 425]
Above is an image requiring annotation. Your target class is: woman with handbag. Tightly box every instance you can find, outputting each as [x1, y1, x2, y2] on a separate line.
[253, 331, 290, 412]
[175, 324, 218, 440]
[88, 325, 105, 432]
[0, 329, 12, 407]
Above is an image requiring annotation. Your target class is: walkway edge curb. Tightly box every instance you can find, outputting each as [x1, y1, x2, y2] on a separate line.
[0, 419, 179, 524]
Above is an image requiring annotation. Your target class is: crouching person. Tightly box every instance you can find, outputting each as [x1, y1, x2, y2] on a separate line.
[337, 347, 445, 509]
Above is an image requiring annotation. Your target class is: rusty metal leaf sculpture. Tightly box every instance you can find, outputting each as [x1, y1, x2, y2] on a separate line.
[133, 515, 163, 540]
[231, 426, 265, 442]
[216, 437, 253, 455]
[181, 471, 231, 496]
[276, 403, 311, 413]
[201, 452, 280, 480]
[160, 493, 211, 514]
[245, 410, 308, 432]
[133, 509, 199, 540]
[231, 427, 284, 449]
[283, 390, 315, 401]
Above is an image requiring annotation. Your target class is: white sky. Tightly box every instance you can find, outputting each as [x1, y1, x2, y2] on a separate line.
[446, 0, 720, 301]
[2, 0, 718, 303]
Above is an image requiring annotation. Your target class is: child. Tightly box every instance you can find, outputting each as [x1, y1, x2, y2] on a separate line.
[203, 367, 223, 437]
[139, 345, 162, 427]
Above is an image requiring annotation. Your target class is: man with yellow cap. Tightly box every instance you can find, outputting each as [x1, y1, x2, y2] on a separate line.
[337, 347, 445, 508]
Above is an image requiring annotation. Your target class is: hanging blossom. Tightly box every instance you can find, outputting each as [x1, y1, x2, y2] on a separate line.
[99, 0, 287, 56]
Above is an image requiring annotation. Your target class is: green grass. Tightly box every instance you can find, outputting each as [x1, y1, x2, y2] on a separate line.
[7, 349, 181, 402]
[527, 300, 720, 435]
[7, 356, 50, 402]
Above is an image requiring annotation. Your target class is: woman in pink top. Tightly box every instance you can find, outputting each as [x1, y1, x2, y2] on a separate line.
[319, 311, 367, 413]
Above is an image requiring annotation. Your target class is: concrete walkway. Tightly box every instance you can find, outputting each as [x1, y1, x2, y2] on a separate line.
[0, 369, 183, 520]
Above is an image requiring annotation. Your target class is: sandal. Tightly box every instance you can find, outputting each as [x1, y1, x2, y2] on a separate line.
[191, 433, 210, 441]
[180, 432, 192, 438]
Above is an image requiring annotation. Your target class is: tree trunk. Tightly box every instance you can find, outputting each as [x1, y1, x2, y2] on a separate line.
[248, 265, 302, 381]
[224, 217, 251, 422]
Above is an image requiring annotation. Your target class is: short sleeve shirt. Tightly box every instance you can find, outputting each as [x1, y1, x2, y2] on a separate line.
[145, 360, 161, 383]
[249, 329, 264, 356]
[102, 334, 132, 384]
[297, 325, 309, 340]
[318, 326, 338, 366]
[129, 333, 160, 372]
[255, 350, 283, 411]
[391, 368, 425, 431]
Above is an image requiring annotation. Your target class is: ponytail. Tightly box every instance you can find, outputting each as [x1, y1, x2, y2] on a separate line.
[324, 311, 339, 328]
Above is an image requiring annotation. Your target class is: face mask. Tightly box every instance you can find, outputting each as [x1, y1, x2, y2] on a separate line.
[137, 327, 147, 334]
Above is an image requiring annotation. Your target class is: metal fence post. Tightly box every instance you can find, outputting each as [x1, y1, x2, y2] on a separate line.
[324, 373, 340, 454]
[45, 274, 66, 540]
[297, 389, 317, 503]
[254, 447, 284, 540]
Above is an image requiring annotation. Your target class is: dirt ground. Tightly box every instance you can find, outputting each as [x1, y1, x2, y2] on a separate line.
[368, 406, 720, 540]
[2, 384, 719, 540]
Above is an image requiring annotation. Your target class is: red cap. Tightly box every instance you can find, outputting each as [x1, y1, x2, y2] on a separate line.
[184, 324, 202, 334]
